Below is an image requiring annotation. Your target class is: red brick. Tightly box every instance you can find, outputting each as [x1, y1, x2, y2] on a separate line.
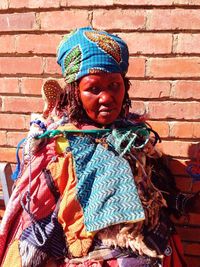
[7, 132, 27, 147]
[147, 57, 200, 78]
[119, 33, 172, 54]
[148, 9, 200, 30]
[129, 100, 146, 116]
[40, 10, 89, 31]
[147, 121, 170, 138]
[60, 0, 66, 5]
[184, 243, 200, 256]
[193, 123, 200, 138]
[176, 34, 200, 54]
[170, 122, 200, 138]
[175, 176, 193, 192]
[0, 114, 26, 130]
[3, 97, 43, 113]
[44, 57, 61, 75]
[114, 0, 148, 4]
[172, 81, 200, 100]
[16, 34, 61, 54]
[0, 35, 16, 53]
[176, 226, 200, 242]
[0, 131, 7, 146]
[67, 0, 113, 6]
[21, 78, 64, 95]
[148, 0, 173, 3]
[172, 213, 200, 226]
[0, 0, 8, 9]
[0, 78, 19, 94]
[0, 148, 17, 163]
[0, 13, 38, 31]
[129, 80, 171, 99]
[185, 256, 200, 267]
[161, 140, 195, 158]
[24, 114, 32, 129]
[148, 101, 200, 120]
[168, 158, 188, 176]
[127, 57, 145, 78]
[21, 78, 44, 95]
[9, 0, 60, 8]
[189, 0, 200, 4]
[0, 57, 43, 75]
[93, 9, 146, 30]
[114, 0, 173, 4]
[175, 0, 200, 4]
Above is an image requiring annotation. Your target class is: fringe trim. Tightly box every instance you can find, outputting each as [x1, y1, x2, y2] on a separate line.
[19, 240, 48, 267]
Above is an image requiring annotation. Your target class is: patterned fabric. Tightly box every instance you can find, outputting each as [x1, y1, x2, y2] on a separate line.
[68, 135, 145, 232]
[0, 122, 187, 267]
[57, 27, 129, 83]
[0, 140, 57, 263]
[20, 210, 67, 260]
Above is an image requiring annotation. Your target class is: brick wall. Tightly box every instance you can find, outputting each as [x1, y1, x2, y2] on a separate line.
[0, 0, 200, 265]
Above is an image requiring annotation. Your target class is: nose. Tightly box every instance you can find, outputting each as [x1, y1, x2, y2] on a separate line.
[99, 90, 113, 104]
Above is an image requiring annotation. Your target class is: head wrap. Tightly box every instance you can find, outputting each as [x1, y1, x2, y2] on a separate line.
[57, 27, 129, 83]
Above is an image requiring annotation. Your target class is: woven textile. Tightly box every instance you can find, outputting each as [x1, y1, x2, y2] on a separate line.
[68, 135, 144, 232]
[57, 27, 129, 83]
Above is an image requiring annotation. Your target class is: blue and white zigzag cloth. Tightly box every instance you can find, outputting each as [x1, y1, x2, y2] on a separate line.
[68, 135, 145, 232]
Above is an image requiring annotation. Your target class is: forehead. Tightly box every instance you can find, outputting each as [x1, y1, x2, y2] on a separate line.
[79, 72, 123, 85]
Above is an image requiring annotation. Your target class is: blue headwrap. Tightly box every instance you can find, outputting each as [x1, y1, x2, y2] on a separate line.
[57, 27, 129, 83]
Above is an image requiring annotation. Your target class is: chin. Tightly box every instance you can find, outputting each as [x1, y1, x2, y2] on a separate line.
[95, 117, 117, 126]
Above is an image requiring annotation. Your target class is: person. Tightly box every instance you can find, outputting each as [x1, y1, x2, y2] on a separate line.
[0, 27, 199, 267]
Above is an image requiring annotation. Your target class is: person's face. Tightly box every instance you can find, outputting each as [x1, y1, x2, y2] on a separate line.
[78, 73, 125, 125]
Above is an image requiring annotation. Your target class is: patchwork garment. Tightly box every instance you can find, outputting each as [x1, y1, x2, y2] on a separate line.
[0, 122, 186, 267]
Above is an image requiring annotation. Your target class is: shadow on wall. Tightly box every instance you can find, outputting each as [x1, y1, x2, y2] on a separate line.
[165, 142, 200, 194]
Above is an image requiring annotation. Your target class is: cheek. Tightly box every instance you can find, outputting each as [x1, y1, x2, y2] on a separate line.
[117, 88, 125, 106]
[80, 93, 97, 113]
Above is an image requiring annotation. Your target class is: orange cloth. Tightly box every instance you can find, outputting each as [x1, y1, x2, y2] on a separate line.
[48, 137, 93, 258]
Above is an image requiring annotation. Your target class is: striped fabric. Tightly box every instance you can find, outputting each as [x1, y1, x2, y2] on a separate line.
[20, 209, 67, 259]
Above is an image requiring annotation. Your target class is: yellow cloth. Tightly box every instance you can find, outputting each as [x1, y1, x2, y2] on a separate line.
[2, 240, 22, 267]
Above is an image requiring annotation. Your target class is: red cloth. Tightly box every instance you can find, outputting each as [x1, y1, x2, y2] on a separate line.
[163, 234, 187, 267]
[103, 259, 118, 267]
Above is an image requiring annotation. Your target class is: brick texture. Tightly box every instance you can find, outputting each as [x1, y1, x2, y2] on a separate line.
[148, 9, 200, 30]
[119, 33, 172, 54]
[16, 34, 62, 54]
[67, 0, 113, 6]
[93, 9, 146, 30]
[175, 34, 200, 54]
[147, 57, 200, 78]
[0, 2, 200, 265]
[9, 0, 61, 9]
[0, 0, 8, 9]
[0, 57, 43, 75]
[0, 78, 19, 94]
[0, 13, 38, 31]
[40, 10, 90, 31]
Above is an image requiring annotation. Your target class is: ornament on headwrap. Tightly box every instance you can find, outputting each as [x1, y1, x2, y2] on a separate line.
[57, 27, 129, 83]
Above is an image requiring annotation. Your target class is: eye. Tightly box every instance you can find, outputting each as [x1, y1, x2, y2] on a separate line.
[109, 82, 120, 90]
[87, 86, 100, 94]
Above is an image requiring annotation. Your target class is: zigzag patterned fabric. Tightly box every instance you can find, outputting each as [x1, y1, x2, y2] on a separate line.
[68, 135, 145, 232]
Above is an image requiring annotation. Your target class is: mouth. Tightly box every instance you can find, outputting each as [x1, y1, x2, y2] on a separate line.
[99, 108, 113, 116]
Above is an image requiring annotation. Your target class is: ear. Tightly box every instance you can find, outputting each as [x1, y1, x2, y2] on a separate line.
[41, 79, 63, 118]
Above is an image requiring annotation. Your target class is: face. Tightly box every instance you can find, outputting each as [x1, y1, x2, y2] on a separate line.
[78, 73, 125, 125]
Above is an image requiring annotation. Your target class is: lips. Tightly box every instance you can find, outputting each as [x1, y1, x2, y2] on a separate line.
[99, 108, 113, 116]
